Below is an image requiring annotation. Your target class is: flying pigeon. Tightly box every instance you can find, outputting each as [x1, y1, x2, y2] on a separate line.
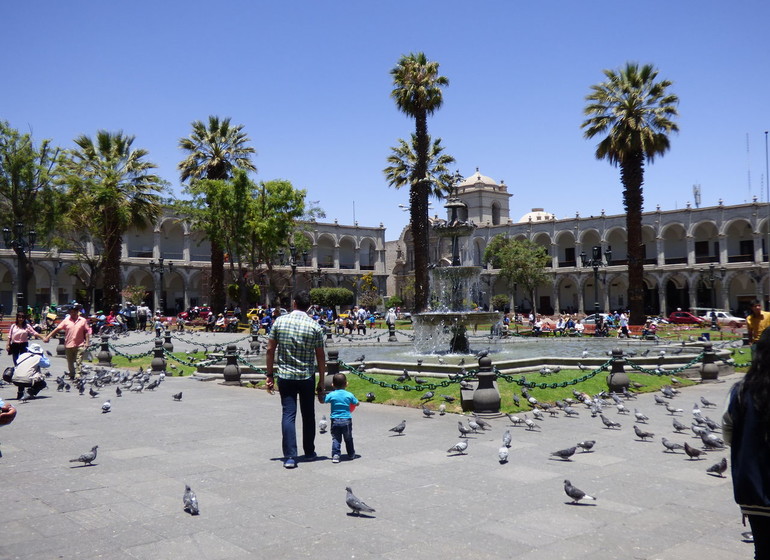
[564, 479, 596, 504]
[345, 486, 375, 515]
[684, 441, 705, 460]
[661, 437, 684, 453]
[447, 440, 469, 455]
[576, 440, 596, 452]
[183, 484, 200, 515]
[69, 445, 99, 466]
[101, 400, 111, 413]
[172, 391, 183, 401]
[706, 457, 728, 477]
[389, 420, 406, 435]
[551, 446, 577, 461]
[498, 446, 509, 464]
[319, 415, 328, 434]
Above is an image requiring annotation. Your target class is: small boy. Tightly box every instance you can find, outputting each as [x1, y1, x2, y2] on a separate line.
[323, 373, 359, 463]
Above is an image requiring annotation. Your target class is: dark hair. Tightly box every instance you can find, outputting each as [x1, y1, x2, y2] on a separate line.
[294, 290, 311, 311]
[332, 373, 347, 388]
[742, 328, 770, 441]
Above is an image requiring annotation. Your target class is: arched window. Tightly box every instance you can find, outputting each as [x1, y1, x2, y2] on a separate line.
[491, 202, 501, 226]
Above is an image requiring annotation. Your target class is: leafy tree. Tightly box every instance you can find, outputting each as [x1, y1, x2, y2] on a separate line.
[122, 285, 149, 305]
[59, 131, 165, 309]
[491, 294, 509, 312]
[384, 295, 403, 310]
[178, 116, 256, 314]
[390, 52, 449, 312]
[582, 63, 679, 324]
[0, 122, 62, 309]
[310, 287, 354, 309]
[483, 236, 550, 315]
[357, 272, 381, 310]
[383, 135, 456, 199]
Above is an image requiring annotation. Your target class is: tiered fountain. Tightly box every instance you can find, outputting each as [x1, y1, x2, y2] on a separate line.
[412, 190, 502, 353]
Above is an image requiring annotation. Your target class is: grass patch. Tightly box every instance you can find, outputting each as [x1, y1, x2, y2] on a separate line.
[87, 352, 201, 377]
[342, 367, 697, 414]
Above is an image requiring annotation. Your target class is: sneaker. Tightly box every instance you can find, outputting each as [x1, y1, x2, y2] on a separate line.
[283, 458, 297, 469]
[303, 452, 318, 462]
[347, 453, 356, 461]
[332, 455, 340, 463]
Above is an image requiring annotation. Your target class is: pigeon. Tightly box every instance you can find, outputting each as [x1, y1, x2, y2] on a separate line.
[506, 413, 523, 426]
[115, 386, 122, 397]
[551, 446, 577, 461]
[438, 403, 446, 415]
[564, 479, 596, 504]
[420, 391, 435, 401]
[684, 441, 705, 460]
[365, 392, 376, 402]
[654, 394, 666, 405]
[692, 403, 702, 416]
[89, 387, 99, 398]
[706, 457, 728, 477]
[319, 415, 328, 434]
[416, 359, 423, 367]
[577, 362, 587, 371]
[345, 486, 376, 516]
[172, 391, 183, 401]
[396, 371, 411, 383]
[661, 437, 684, 452]
[531, 409, 544, 421]
[640, 349, 651, 357]
[467, 418, 481, 432]
[576, 440, 596, 452]
[474, 416, 493, 430]
[672, 417, 688, 433]
[476, 348, 489, 359]
[600, 414, 621, 429]
[354, 354, 365, 364]
[447, 440, 469, 455]
[422, 406, 435, 418]
[523, 415, 539, 431]
[441, 395, 456, 403]
[563, 406, 579, 417]
[389, 420, 406, 435]
[665, 403, 684, 415]
[634, 425, 654, 441]
[700, 396, 716, 408]
[634, 409, 649, 423]
[183, 484, 200, 515]
[437, 357, 446, 365]
[498, 446, 509, 464]
[502, 430, 512, 448]
[581, 348, 589, 359]
[101, 400, 111, 413]
[457, 421, 472, 437]
[458, 358, 465, 366]
[69, 445, 99, 466]
[512, 393, 520, 407]
[701, 431, 725, 449]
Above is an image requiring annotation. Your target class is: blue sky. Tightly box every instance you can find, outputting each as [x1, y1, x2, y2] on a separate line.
[2, 1, 768, 240]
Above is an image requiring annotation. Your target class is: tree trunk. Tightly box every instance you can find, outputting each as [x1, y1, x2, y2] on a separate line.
[621, 153, 646, 325]
[103, 230, 122, 310]
[412, 111, 430, 312]
[210, 240, 225, 314]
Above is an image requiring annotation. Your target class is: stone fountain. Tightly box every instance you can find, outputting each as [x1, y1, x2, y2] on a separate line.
[412, 189, 502, 354]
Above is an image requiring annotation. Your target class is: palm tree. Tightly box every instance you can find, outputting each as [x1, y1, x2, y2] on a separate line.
[384, 135, 456, 199]
[62, 131, 165, 309]
[178, 116, 256, 313]
[581, 62, 679, 325]
[390, 52, 449, 312]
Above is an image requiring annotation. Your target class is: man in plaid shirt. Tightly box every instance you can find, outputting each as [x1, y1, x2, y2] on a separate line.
[266, 291, 326, 469]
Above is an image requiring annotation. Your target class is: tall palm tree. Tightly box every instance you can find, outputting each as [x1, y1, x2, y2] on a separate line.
[390, 52, 449, 312]
[178, 116, 256, 313]
[384, 135, 456, 199]
[581, 62, 679, 325]
[62, 131, 165, 309]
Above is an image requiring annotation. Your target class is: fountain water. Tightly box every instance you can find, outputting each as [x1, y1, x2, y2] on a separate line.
[412, 188, 502, 353]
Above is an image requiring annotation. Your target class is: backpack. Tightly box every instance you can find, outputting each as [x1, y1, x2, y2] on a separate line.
[2, 366, 14, 383]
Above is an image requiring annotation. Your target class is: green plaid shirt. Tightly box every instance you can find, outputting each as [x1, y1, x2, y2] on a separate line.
[268, 310, 325, 380]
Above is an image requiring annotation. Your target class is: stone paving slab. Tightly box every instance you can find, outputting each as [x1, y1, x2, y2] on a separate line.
[0, 331, 753, 559]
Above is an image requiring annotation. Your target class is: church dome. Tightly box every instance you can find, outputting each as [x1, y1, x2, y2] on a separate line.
[458, 168, 499, 189]
[519, 208, 555, 223]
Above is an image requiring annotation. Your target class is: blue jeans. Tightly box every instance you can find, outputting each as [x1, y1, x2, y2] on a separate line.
[330, 417, 355, 458]
[277, 376, 316, 459]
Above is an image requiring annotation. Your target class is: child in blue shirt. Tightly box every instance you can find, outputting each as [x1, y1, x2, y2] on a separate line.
[324, 373, 359, 463]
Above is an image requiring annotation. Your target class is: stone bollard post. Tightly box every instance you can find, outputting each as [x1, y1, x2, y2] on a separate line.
[388, 323, 397, 342]
[607, 347, 630, 394]
[56, 333, 66, 356]
[250, 333, 260, 352]
[324, 349, 339, 392]
[222, 343, 241, 385]
[150, 338, 166, 374]
[700, 342, 719, 382]
[97, 335, 113, 367]
[163, 330, 174, 352]
[472, 356, 501, 417]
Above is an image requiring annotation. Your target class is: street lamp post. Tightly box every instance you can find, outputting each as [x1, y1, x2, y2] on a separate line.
[51, 258, 63, 304]
[580, 245, 611, 316]
[3, 222, 36, 314]
[706, 263, 727, 330]
[279, 244, 299, 308]
[149, 257, 173, 315]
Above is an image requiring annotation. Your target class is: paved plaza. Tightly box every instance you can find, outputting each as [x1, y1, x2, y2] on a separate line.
[0, 331, 752, 560]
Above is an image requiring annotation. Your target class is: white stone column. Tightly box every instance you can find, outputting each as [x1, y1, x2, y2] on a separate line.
[656, 238, 664, 266]
[686, 236, 695, 266]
